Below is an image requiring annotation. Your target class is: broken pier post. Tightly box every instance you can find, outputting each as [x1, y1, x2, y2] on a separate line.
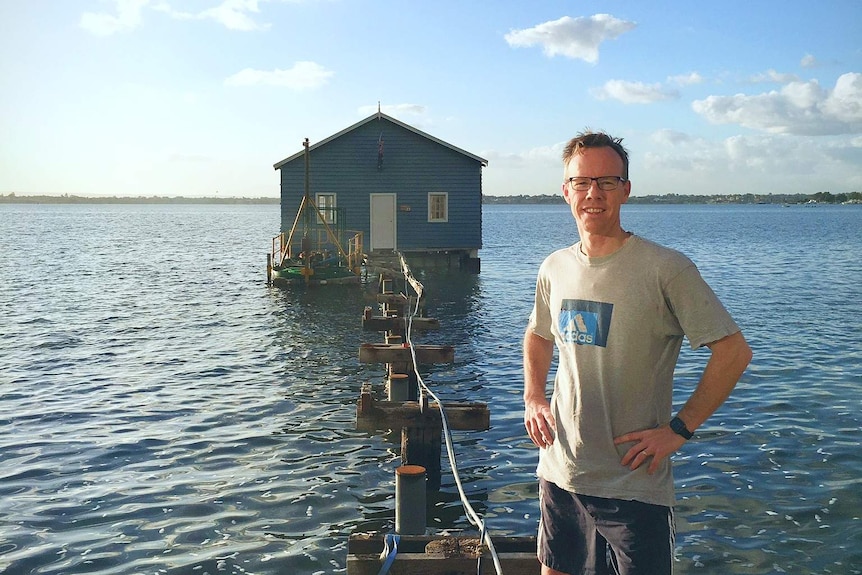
[358, 269, 490, 490]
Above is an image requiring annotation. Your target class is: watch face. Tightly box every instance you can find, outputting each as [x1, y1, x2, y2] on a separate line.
[671, 417, 692, 438]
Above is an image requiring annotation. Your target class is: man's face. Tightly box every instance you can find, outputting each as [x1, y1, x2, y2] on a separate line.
[562, 147, 631, 239]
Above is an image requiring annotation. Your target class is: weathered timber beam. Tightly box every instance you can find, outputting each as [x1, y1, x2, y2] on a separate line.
[348, 533, 537, 554]
[359, 343, 453, 364]
[356, 398, 490, 431]
[347, 534, 540, 575]
[347, 553, 540, 575]
[376, 293, 412, 305]
[362, 316, 440, 332]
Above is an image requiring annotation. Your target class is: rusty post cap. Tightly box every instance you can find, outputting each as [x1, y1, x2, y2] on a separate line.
[396, 465, 426, 476]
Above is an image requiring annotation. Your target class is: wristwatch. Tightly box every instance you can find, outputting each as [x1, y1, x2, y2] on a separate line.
[669, 416, 693, 440]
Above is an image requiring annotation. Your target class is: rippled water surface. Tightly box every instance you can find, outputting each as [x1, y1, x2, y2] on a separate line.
[1, 203, 860, 574]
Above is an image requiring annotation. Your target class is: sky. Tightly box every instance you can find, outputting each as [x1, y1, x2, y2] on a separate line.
[1, 1, 860, 198]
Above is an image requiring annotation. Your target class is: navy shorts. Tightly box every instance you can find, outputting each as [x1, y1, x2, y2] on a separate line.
[538, 479, 674, 575]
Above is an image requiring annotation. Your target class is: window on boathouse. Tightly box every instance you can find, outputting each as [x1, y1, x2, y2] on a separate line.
[428, 192, 448, 223]
[316, 193, 337, 224]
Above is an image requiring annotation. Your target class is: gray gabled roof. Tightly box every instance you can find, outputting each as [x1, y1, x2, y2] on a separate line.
[273, 111, 489, 170]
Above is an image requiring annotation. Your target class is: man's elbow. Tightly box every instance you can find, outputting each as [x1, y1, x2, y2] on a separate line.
[740, 337, 753, 369]
[718, 331, 753, 375]
[734, 331, 753, 368]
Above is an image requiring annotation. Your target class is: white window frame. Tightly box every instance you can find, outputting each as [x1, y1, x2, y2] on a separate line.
[316, 193, 337, 224]
[428, 192, 448, 223]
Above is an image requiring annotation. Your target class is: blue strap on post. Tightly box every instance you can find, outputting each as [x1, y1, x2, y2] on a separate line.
[376, 533, 400, 575]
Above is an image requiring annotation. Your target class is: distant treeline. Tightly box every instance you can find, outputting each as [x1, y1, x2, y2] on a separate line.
[2, 191, 860, 205]
[483, 191, 862, 205]
[0, 193, 279, 205]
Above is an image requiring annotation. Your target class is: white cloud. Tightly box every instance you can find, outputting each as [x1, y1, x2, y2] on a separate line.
[593, 80, 678, 104]
[643, 131, 715, 173]
[81, 0, 296, 34]
[591, 72, 701, 106]
[822, 73, 862, 123]
[801, 54, 818, 68]
[723, 135, 779, 170]
[224, 61, 334, 89]
[482, 144, 566, 195]
[504, 14, 636, 63]
[80, 0, 151, 36]
[721, 134, 861, 177]
[668, 72, 703, 86]
[650, 129, 695, 146]
[692, 73, 862, 135]
[156, 0, 270, 31]
[204, 0, 267, 30]
[483, 143, 563, 168]
[641, 130, 862, 193]
[749, 69, 800, 84]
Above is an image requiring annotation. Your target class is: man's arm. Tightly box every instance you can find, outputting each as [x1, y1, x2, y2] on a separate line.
[523, 329, 557, 449]
[615, 331, 753, 474]
[676, 330, 753, 431]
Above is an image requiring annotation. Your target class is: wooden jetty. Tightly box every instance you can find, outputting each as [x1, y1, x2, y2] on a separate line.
[356, 274, 489, 490]
[347, 257, 537, 574]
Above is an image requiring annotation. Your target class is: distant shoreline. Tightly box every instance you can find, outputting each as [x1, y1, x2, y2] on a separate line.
[1, 192, 858, 205]
[481, 192, 860, 205]
[0, 194, 280, 205]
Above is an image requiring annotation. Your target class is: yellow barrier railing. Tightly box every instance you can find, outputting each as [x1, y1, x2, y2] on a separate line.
[271, 229, 364, 275]
[347, 231, 364, 273]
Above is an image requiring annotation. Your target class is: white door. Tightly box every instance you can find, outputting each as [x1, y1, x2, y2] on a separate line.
[370, 193, 397, 251]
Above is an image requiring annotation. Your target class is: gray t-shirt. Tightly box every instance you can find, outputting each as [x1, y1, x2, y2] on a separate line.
[527, 235, 740, 507]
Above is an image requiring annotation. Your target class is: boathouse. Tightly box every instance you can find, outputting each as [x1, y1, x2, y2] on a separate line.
[273, 111, 487, 272]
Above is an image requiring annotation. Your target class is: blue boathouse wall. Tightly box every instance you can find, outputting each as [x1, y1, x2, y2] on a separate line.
[273, 113, 487, 256]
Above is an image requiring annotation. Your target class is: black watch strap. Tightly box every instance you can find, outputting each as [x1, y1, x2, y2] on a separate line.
[670, 416, 694, 440]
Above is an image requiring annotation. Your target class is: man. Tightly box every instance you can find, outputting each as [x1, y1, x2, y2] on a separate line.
[523, 130, 752, 574]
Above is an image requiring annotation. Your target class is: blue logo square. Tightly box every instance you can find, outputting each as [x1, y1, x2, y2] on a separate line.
[559, 300, 613, 347]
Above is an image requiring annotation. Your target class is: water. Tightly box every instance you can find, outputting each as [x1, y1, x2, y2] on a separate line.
[0, 202, 860, 574]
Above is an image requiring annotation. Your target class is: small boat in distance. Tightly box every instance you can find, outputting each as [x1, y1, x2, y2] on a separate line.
[268, 138, 364, 286]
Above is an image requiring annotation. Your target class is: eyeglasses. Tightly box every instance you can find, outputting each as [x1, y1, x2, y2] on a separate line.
[565, 176, 627, 192]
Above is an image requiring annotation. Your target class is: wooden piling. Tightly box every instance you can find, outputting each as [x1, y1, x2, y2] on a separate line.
[395, 465, 427, 535]
[266, 253, 272, 285]
[349, 259, 515, 575]
[388, 373, 411, 401]
[356, 265, 489, 490]
[401, 422, 442, 491]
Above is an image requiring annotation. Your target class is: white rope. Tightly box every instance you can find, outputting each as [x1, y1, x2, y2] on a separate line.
[397, 255, 504, 575]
